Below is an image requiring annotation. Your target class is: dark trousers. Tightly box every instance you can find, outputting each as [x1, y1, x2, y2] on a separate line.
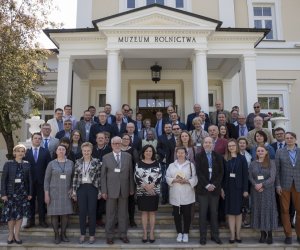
[30, 182, 46, 223]
[128, 194, 135, 222]
[77, 184, 98, 236]
[173, 204, 192, 234]
[160, 163, 169, 202]
[198, 193, 220, 238]
[96, 198, 106, 220]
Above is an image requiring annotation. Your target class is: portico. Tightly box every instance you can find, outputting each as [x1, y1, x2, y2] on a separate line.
[45, 4, 267, 119]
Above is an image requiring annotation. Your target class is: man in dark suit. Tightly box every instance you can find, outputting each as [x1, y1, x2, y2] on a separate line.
[157, 123, 176, 204]
[234, 114, 250, 138]
[55, 119, 73, 140]
[89, 111, 114, 145]
[272, 127, 286, 152]
[111, 110, 127, 137]
[154, 110, 165, 137]
[104, 104, 116, 125]
[76, 110, 95, 142]
[186, 104, 210, 131]
[276, 132, 300, 245]
[217, 112, 238, 139]
[24, 132, 51, 228]
[101, 136, 134, 245]
[170, 112, 187, 130]
[126, 122, 142, 153]
[209, 100, 231, 126]
[199, 111, 210, 132]
[195, 136, 224, 245]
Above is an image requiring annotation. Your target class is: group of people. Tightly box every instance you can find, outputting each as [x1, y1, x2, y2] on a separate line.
[1, 100, 299, 246]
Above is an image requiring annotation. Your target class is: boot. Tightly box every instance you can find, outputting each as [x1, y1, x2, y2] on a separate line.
[267, 230, 273, 244]
[51, 216, 61, 244]
[60, 215, 69, 242]
[259, 231, 267, 243]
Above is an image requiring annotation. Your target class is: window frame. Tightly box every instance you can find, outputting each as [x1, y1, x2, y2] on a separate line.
[247, 0, 282, 40]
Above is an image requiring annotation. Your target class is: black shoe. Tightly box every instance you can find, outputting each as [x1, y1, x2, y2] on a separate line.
[142, 238, 148, 243]
[284, 237, 292, 244]
[259, 231, 267, 243]
[297, 237, 300, 244]
[161, 199, 168, 205]
[39, 221, 49, 228]
[61, 234, 69, 242]
[229, 239, 235, 244]
[14, 238, 22, 245]
[54, 233, 61, 244]
[211, 237, 222, 244]
[200, 237, 206, 245]
[235, 239, 242, 243]
[130, 221, 137, 227]
[7, 239, 14, 244]
[149, 239, 155, 243]
[267, 231, 273, 244]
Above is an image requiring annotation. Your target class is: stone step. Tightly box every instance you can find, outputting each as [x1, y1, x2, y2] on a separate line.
[1, 224, 294, 239]
[1, 234, 300, 250]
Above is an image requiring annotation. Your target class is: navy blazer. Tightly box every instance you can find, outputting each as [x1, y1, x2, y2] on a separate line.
[111, 122, 127, 137]
[55, 130, 72, 140]
[106, 114, 116, 125]
[24, 147, 51, 184]
[223, 154, 248, 192]
[89, 122, 114, 145]
[130, 135, 142, 153]
[0, 160, 33, 196]
[195, 151, 224, 196]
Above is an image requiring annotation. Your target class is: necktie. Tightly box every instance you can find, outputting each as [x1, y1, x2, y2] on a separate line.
[241, 126, 245, 136]
[130, 135, 133, 144]
[116, 153, 120, 166]
[207, 152, 212, 180]
[279, 142, 283, 149]
[34, 148, 38, 162]
[44, 139, 48, 149]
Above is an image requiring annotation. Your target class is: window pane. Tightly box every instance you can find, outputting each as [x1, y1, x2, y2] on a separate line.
[138, 99, 147, 107]
[148, 99, 155, 107]
[127, 0, 135, 8]
[99, 94, 106, 107]
[265, 20, 273, 29]
[156, 0, 164, 5]
[146, 0, 155, 5]
[208, 94, 214, 107]
[176, 0, 184, 8]
[254, 20, 262, 28]
[263, 7, 272, 16]
[269, 97, 279, 109]
[258, 97, 268, 109]
[266, 30, 273, 39]
[253, 7, 262, 16]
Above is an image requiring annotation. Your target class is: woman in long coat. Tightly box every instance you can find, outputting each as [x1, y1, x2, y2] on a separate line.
[44, 144, 74, 244]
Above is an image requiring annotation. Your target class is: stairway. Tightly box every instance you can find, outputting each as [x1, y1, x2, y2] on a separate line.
[0, 204, 300, 249]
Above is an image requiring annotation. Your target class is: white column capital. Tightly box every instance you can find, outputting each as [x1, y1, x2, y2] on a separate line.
[241, 53, 257, 61]
[194, 49, 208, 56]
[105, 49, 120, 55]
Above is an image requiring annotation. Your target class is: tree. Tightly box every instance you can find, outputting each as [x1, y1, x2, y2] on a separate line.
[0, 0, 55, 159]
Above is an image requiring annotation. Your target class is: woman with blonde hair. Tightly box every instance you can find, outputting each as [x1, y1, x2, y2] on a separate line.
[190, 117, 209, 150]
[1, 144, 32, 244]
[249, 146, 277, 244]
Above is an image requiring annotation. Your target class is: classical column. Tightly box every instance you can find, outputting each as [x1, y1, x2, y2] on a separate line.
[56, 55, 73, 108]
[241, 54, 258, 114]
[193, 49, 209, 113]
[106, 49, 121, 113]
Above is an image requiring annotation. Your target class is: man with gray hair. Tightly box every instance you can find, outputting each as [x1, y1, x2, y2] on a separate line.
[101, 136, 134, 245]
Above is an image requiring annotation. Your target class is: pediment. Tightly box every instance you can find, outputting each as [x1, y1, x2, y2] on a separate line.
[93, 5, 221, 31]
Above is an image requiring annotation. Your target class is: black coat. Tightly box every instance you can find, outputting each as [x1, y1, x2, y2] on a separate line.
[0, 160, 33, 196]
[195, 151, 224, 196]
[157, 134, 176, 165]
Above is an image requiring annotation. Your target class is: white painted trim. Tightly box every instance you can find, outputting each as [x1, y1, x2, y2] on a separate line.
[218, 0, 236, 28]
[247, 0, 282, 40]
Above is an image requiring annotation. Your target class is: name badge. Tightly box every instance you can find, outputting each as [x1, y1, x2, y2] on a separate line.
[196, 143, 201, 147]
[60, 174, 66, 179]
[230, 173, 236, 178]
[114, 168, 121, 173]
[208, 168, 212, 173]
[257, 175, 264, 180]
[82, 177, 88, 182]
[15, 179, 21, 183]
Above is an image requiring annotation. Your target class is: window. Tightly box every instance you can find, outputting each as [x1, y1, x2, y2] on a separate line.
[146, 0, 164, 5]
[247, 0, 282, 40]
[34, 96, 55, 121]
[176, 0, 184, 8]
[127, 0, 135, 8]
[253, 5, 276, 39]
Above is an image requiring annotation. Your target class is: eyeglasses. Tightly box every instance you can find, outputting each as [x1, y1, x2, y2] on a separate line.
[123, 109, 129, 112]
[64, 123, 72, 125]
[122, 138, 130, 140]
[112, 143, 121, 145]
[275, 133, 285, 136]
[254, 106, 260, 108]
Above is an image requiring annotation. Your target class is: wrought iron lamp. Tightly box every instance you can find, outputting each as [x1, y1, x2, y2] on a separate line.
[151, 64, 162, 83]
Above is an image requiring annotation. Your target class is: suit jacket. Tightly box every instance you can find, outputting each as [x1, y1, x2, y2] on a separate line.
[172, 121, 187, 130]
[40, 137, 59, 158]
[195, 151, 224, 196]
[226, 123, 239, 139]
[157, 134, 176, 165]
[275, 147, 300, 191]
[101, 151, 134, 199]
[234, 124, 250, 138]
[0, 160, 33, 196]
[209, 110, 231, 125]
[154, 119, 165, 137]
[186, 112, 210, 131]
[55, 130, 72, 140]
[24, 147, 51, 184]
[111, 122, 127, 137]
[47, 118, 63, 137]
[130, 134, 142, 153]
[271, 141, 286, 153]
[203, 121, 210, 132]
[75, 120, 95, 142]
[106, 114, 116, 125]
[89, 122, 114, 145]
[138, 127, 157, 140]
